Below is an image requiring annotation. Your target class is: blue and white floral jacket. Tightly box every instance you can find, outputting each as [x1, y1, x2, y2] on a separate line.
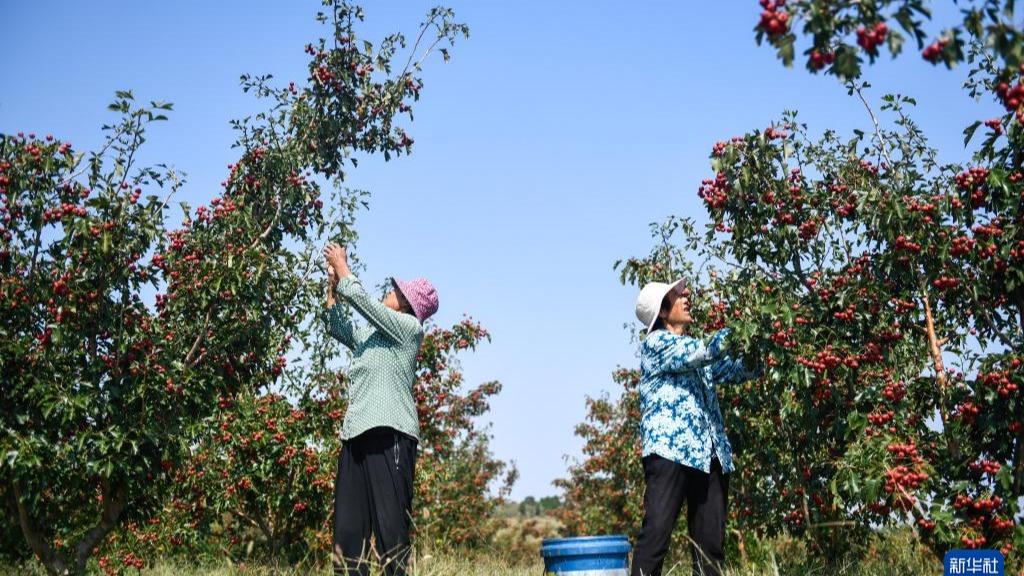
[639, 327, 760, 474]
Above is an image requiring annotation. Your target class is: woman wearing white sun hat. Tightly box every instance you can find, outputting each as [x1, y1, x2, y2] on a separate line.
[629, 278, 762, 576]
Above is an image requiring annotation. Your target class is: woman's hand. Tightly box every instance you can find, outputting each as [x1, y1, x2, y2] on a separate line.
[323, 242, 351, 279]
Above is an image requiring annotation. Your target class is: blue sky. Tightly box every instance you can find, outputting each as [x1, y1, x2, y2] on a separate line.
[1, 1, 999, 500]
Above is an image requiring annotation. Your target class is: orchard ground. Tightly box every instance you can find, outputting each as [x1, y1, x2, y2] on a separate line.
[0, 527, 944, 575]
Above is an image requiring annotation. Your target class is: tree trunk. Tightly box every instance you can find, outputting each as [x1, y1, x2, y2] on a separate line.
[1014, 305, 1024, 497]
[12, 483, 69, 575]
[12, 480, 128, 576]
[71, 482, 128, 574]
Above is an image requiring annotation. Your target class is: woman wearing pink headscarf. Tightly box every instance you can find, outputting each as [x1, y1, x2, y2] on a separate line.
[322, 242, 439, 576]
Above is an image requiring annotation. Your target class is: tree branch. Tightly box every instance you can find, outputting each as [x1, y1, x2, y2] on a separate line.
[921, 286, 961, 461]
[184, 308, 213, 366]
[852, 83, 893, 170]
[246, 198, 282, 252]
[73, 481, 129, 571]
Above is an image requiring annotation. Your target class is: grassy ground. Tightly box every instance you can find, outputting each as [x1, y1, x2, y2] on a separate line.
[0, 554, 944, 576]
[0, 529, 947, 575]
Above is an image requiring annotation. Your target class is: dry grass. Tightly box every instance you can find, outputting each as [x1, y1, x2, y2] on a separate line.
[0, 528, 947, 575]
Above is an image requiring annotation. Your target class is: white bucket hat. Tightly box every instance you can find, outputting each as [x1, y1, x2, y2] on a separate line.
[635, 278, 686, 333]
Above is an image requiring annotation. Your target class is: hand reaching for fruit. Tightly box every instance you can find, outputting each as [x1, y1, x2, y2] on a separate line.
[323, 242, 351, 279]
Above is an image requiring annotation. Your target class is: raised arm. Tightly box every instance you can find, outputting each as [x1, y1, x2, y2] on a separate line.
[710, 354, 763, 386]
[323, 242, 420, 344]
[321, 303, 366, 350]
[321, 258, 366, 349]
[334, 274, 420, 344]
[644, 328, 731, 374]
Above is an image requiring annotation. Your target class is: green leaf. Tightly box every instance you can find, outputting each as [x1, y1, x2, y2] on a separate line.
[887, 31, 905, 57]
[996, 464, 1012, 491]
[779, 37, 795, 68]
[833, 45, 862, 80]
[963, 120, 982, 146]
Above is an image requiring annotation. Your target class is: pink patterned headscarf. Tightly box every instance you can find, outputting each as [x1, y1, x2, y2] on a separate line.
[392, 277, 439, 324]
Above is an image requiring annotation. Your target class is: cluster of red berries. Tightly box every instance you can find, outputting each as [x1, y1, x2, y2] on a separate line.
[832, 304, 856, 322]
[961, 534, 988, 549]
[955, 166, 989, 191]
[893, 235, 922, 253]
[882, 380, 906, 403]
[886, 442, 919, 460]
[808, 49, 835, 71]
[121, 552, 145, 569]
[955, 401, 980, 425]
[979, 369, 1019, 398]
[995, 74, 1024, 114]
[313, 65, 335, 85]
[868, 410, 895, 426]
[969, 459, 1002, 475]
[884, 465, 928, 492]
[991, 517, 1015, 532]
[769, 320, 797, 348]
[972, 222, 1004, 239]
[985, 118, 1004, 135]
[955, 494, 1002, 513]
[950, 235, 976, 257]
[856, 22, 889, 54]
[932, 276, 960, 290]
[921, 38, 950, 63]
[698, 172, 732, 210]
[758, 0, 789, 38]
[904, 195, 937, 214]
[797, 346, 845, 373]
[783, 509, 804, 527]
[798, 219, 819, 240]
[860, 159, 881, 174]
[42, 202, 88, 223]
[711, 137, 744, 157]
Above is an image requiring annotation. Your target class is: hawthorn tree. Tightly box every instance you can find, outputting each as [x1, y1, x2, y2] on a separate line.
[0, 2, 468, 574]
[747, 0, 1024, 559]
[561, 0, 1024, 566]
[411, 319, 518, 550]
[91, 319, 514, 572]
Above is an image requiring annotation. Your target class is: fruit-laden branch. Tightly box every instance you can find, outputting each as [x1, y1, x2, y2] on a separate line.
[1015, 306, 1024, 497]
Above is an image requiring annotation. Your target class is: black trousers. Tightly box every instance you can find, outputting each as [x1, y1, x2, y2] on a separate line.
[333, 426, 418, 576]
[631, 455, 730, 576]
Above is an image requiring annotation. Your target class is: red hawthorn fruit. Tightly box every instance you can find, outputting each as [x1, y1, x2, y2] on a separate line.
[809, 49, 835, 70]
[856, 22, 888, 54]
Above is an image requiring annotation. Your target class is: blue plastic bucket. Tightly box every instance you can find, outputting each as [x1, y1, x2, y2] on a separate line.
[541, 535, 631, 575]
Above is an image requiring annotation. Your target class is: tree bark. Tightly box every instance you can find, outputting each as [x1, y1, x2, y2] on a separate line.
[12, 483, 69, 576]
[1013, 305, 1024, 496]
[12, 479, 128, 576]
[72, 480, 128, 574]
[922, 289, 961, 461]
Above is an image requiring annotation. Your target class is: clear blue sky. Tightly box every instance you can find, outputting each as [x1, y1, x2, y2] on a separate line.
[1, 1, 998, 500]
